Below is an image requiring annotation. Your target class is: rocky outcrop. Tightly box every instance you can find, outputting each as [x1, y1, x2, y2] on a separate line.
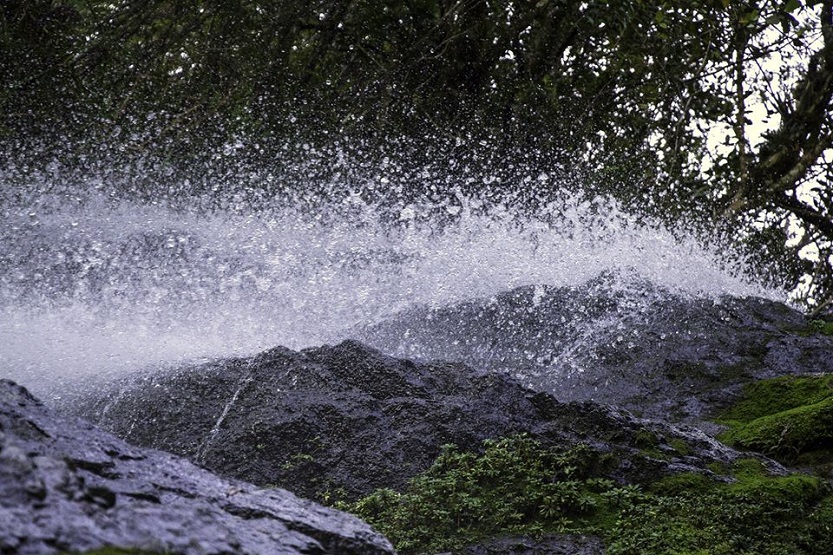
[354, 277, 833, 428]
[439, 534, 605, 555]
[68, 340, 779, 504]
[0, 379, 394, 555]
[15, 276, 833, 554]
[38, 278, 833, 554]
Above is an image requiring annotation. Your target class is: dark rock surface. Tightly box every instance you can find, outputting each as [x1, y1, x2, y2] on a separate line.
[48, 279, 833, 553]
[444, 534, 605, 555]
[0, 379, 394, 555]
[68, 340, 778, 504]
[354, 277, 833, 427]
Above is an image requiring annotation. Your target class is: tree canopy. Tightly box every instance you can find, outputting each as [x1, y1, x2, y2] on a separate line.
[2, 0, 833, 311]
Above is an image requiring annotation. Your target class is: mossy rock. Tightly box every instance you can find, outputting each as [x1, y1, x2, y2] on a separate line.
[719, 375, 833, 422]
[721, 398, 833, 462]
[718, 375, 833, 465]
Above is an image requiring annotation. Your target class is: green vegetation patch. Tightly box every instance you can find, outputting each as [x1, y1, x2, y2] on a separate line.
[342, 436, 833, 555]
[718, 375, 833, 464]
[809, 320, 833, 336]
[340, 435, 623, 553]
[720, 375, 833, 422]
[609, 472, 831, 555]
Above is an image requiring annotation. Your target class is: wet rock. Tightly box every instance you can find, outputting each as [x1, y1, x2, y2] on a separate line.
[353, 276, 833, 427]
[0, 379, 394, 555]
[68, 341, 776, 503]
[444, 534, 605, 555]
[39, 278, 833, 553]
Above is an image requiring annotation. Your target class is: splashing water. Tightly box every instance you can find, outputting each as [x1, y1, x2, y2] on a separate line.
[0, 166, 777, 398]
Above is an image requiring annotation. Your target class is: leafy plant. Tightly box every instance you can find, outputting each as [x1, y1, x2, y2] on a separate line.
[342, 435, 622, 553]
[344, 436, 833, 554]
[608, 461, 830, 555]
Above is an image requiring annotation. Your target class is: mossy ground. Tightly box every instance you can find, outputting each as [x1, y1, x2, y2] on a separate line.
[341, 435, 833, 555]
[717, 374, 833, 466]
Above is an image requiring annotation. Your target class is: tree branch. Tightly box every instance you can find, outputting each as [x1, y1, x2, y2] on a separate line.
[766, 130, 833, 195]
[734, 0, 833, 219]
[732, 22, 749, 208]
[773, 192, 833, 239]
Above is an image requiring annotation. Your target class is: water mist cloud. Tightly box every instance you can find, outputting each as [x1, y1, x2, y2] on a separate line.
[0, 168, 776, 398]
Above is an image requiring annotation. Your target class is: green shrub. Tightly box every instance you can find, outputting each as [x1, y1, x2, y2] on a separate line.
[608, 465, 830, 555]
[341, 435, 623, 553]
[344, 436, 833, 555]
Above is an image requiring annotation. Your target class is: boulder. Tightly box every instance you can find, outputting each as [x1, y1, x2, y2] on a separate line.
[68, 340, 778, 503]
[354, 277, 833, 428]
[0, 379, 394, 555]
[436, 533, 604, 555]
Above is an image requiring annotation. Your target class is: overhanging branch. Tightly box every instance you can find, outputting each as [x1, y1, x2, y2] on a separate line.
[738, 1, 833, 222]
[773, 192, 833, 239]
[766, 131, 833, 195]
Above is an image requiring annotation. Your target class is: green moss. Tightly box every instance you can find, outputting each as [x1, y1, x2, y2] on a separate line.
[720, 375, 833, 424]
[728, 458, 826, 501]
[667, 437, 692, 457]
[722, 398, 833, 461]
[718, 375, 833, 464]
[342, 435, 833, 555]
[707, 460, 731, 475]
[809, 320, 833, 336]
[635, 428, 669, 459]
[649, 472, 716, 496]
[731, 456, 770, 476]
[634, 429, 659, 449]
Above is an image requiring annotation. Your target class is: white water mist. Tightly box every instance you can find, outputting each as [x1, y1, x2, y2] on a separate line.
[0, 168, 777, 398]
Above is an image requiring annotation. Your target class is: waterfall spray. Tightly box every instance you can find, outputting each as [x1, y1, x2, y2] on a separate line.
[0, 158, 777, 399]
